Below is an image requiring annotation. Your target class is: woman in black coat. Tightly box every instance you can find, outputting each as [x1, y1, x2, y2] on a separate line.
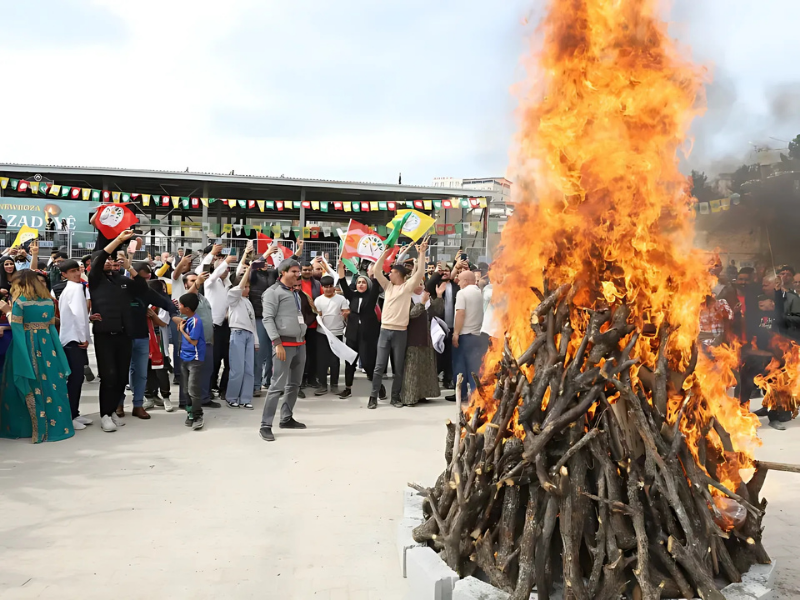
[337, 262, 382, 399]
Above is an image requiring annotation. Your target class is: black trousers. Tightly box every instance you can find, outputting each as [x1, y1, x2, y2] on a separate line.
[318, 334, 342, 387]
[304, 328, 320, 384]
[344, 336, 377, 387]
[438, 332, 453, 384]
[212, 321, 230, 393]
[94, 332, 132, 417]
[146, 364, 171, 398]
[63, 341, 88, 420]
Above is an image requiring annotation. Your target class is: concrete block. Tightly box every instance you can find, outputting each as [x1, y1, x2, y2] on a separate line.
[453, 576, 510, 600]
[404, 486, 425, 519]
[406, 546, 459, 600]
[740, 562, 777, 588]
[396, 516, 424, 578]
[717, 580, 771, 599]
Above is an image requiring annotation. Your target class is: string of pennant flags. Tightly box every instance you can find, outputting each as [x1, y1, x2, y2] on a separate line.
[0, 177, 489, 213]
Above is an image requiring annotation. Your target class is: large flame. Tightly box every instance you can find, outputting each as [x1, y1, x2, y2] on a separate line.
[476, 0, 760, 489]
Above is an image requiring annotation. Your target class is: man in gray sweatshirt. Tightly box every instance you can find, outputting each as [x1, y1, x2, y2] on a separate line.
[259, 258, 307, 442]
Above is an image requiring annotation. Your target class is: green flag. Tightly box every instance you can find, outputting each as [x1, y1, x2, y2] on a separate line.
[433, 200, 441, 210]
[266, 201, 274, 210]
[209, 197, 217, 204]
[238, 199, 246, 208]
[338, 238, 359, 275]
[378, 201, 387, 211]
[91, 190, 101, 202]
[122, 193, 131, 202]
[455, 223, 463, 234]
[61, 186, 71, 197]
[9, 179, 18, 191]
[181, 197, 190, 208]
[384, 212, 412, 248]
[244, 225, 252, 236]
[321, 201, 329, 213]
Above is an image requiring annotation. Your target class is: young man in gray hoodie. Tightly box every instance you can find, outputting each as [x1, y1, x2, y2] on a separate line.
[259, 258, 307, 442]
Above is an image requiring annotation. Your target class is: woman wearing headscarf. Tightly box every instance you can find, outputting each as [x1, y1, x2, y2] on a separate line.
[336, 261, 383, 399]
[0, 270, 73, 442]
[0, 256, 16, 371]
[400, 279, 439, 406]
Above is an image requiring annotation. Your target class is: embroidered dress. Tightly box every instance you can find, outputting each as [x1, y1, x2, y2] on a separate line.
[0, 296, 73, 443]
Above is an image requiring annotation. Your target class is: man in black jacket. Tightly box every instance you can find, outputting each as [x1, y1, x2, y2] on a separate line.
[426, 262, 461, 390]
[89, 230, 175, 432]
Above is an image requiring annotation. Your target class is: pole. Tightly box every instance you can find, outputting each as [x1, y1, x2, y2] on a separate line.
[201, 183, 209, 247]
[299, 188, 306, 229]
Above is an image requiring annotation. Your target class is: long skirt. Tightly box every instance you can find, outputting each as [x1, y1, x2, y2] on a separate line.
[400, 345, 440, 406]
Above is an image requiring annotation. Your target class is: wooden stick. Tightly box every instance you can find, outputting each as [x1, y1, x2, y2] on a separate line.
[755, 460, 800, 474]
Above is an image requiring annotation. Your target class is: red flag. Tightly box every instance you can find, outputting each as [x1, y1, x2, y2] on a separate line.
[191, 197, 200, 208]
[162, 196, 170, 206]
[443, 200, 452, 209]
[334, 201, 343, 210]
[302, 201, 311, 209]
[18, 180, 29, 193]
[361, 202, 369, 211]
[256, 232, 293, 266]
[276, 201, 284, 211]
[70, 187, 81, 199]
[387, 201, 396, 211]
[102, 190, 111, 202]
[310, 226, 320, 239]
[414, 200, 423, 209]
[94, 203, 139, 239]
[248, 200, 256, 209]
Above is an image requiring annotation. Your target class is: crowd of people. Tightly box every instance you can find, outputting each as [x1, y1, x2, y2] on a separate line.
[702, 259, 800, 430]
[0, 228, 497, 444]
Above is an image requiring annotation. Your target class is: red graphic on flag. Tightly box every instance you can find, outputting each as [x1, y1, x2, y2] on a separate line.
[256, 232, 294, 266]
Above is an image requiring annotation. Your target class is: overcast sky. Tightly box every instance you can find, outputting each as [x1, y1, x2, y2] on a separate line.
[0, 1, 798, 184]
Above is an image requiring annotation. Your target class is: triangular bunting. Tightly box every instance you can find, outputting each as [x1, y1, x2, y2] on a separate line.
[200, 197, 209, 207]
[276, 201, 284, 211]
[121, 193, 131, 202]
[387, 201, 396, 211]
[0, 177, 8, 190]
[172, 196, 180, 208]
[311, 201, 319, 210]
[9, 179, 19, 191]
[266, 200, 275, 210]
[18, 180, 29, 193]
[142, 194, 151, 207]
[257, 200, 265, 212]
[30, 182, 40, 194]
[91, 190, 101, 202]
[321, 201, 329, 212]
[81, 188, 91, 200]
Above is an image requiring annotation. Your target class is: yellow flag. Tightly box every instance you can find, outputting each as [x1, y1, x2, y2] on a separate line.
[228, 199, 236, 209]
[478, 197, 488, 208]
[172, 196, 180, 208]
[710, 200, 721, 213]
[50, 184, 61, 196]
[423, 200, 432, 211]
[0, 177, 7, 190]
[81, 188, 91, 200]
[311, 201, 320, 210]
[285, 201, 293, 209]
[370, 202, 379, 211]
[112, 191, 121, 201]
[387, 209, 436, 242]
[257, 200, 265, 212]
[12, 225, 38, 248]
[142, 194, 151, 207]
[343, 202, 352, 213]
[450, 198, 460, 208]
[473, 221, 484, 232]
[200, 197, 209, 207]
[30, 181, 40, 194]
[253, 225, 262, 233]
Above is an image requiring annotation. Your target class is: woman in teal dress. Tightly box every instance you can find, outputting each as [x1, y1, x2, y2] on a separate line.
[0, 270, 73, 443]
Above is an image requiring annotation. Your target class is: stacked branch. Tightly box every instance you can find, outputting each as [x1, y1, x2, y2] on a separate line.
[411, 284, 770, 600]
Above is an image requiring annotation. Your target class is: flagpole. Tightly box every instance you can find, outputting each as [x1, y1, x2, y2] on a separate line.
[201, 183, 209, 247]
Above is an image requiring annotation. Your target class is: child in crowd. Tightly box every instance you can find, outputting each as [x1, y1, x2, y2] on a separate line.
[178, 293, 206, 431]
[313, 275, 350, 396]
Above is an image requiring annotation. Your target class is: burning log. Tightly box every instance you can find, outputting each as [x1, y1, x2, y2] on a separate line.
[411, 288, 770, 600]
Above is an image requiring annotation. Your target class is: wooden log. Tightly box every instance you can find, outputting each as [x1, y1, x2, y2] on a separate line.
[513, 484, 539, 599]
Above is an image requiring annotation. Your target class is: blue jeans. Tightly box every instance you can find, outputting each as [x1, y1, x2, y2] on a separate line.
[228, 329, 255, 404]
[122, 337, 150, 408]
[452, 333, 484, 399]
[169, 318, 182, 382]
[255, 319, 272, 391]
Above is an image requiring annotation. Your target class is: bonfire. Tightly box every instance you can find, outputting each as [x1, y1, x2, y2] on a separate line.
[409, 1, 791, 598]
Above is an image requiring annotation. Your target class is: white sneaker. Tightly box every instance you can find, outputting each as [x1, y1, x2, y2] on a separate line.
[111, 413, 126, 427]
[164, 398, 175, 412]
[101, 415, 117, 432]
[143, 398, 155, 410]
[75, 415, 93, 425]
[72, 419, 86, 430]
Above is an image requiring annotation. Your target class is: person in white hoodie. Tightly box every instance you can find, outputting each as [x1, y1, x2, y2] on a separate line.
[56, 259, 93, 431]
[225, 261, 258, 409]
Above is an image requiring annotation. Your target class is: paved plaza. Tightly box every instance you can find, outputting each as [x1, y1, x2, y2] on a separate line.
[1, 361, 799, 599]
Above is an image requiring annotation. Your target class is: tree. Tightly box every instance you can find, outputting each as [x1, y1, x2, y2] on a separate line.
[788, 135, 800, 160]
[690, 170, 714, 202]
[730, 164, 756, 195]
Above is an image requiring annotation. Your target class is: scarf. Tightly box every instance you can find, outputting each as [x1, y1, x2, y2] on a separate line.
[148, 316, 165, 369]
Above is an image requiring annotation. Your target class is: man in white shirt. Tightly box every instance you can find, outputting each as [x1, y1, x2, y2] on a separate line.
[198, 244, 236, 399]
[225, 262, 259, 408]
[450, 270, 485, 403]
[313, 275, 350, 396]
[56, 259, 93, 431]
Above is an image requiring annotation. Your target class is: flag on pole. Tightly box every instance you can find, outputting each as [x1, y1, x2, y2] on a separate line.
[386, 209, 435, 242]
[94, 204, 139, 239]
[341, 220, 386, 262]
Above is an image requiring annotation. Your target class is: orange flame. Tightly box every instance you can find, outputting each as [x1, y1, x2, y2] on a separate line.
[471, 0, 761, 489]
[754, 337, 800, 417]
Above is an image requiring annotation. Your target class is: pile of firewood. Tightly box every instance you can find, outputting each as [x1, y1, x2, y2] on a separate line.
[411, 284, 773, 600]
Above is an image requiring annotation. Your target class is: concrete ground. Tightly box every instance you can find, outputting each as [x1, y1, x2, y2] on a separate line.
[0, 360, 798, 599]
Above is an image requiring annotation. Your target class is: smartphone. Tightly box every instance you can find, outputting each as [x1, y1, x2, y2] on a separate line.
[221, 248, 231, 255]
[229, 247, 237, 256]
[203, 263, 213, 274]
[129, 239, 141, 253]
